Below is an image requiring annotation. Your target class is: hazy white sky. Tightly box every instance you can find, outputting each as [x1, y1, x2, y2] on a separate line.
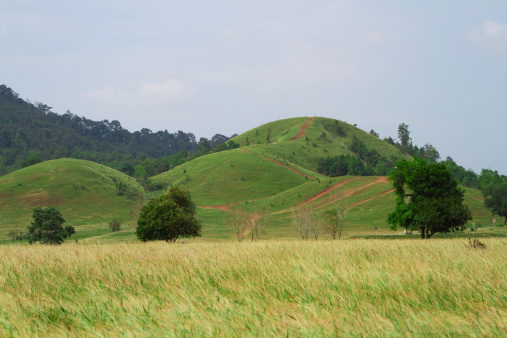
[1, 1, 506, 173]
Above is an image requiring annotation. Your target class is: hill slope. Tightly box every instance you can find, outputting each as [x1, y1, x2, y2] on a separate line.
[0, 159, 144, 241]
[151, 117, 498, 239]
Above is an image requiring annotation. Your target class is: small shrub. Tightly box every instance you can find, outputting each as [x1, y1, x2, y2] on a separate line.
[109, 219, 121, 232]
[465, 238, 486, 249]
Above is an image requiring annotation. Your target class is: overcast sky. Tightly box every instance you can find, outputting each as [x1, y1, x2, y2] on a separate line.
[1, 1, 506, 174]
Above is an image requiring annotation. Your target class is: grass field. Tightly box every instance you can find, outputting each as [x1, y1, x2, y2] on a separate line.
[0, 239, 505, 336]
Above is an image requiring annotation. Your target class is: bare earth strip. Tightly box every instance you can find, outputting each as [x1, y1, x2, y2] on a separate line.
[315, 177, 389, 210]
[241, 149, 316, 180]
[296, 177, 360, 207]
[291, 117, 315, 141]
[344, 188, 394, 211]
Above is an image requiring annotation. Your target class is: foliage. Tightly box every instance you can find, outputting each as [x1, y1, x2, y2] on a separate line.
[109, 219, 122, 232]
[27, 206, 75, 244]
[397, 123, 411, 150]
[464, 238, 486, 249]
[136, 186, 201, 242]
[0, 84, 232, 176]
[482, 181, 507, 225]
[20, 155, 42, 168]
[292, 206, 313, 240]
[323, 203, 347, 240]
[387, 157, 472, 239]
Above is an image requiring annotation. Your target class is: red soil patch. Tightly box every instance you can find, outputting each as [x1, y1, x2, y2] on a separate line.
[201, 204, 234, 213]
[241, 149, 315, 180]
[296, 177, 360, 207]
[316, 177, 389, 209]
[291, 117, 314, 141]
[345, 189, 394, 210]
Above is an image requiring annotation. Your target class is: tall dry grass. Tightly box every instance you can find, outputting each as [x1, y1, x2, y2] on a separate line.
[0, 239, 505, 336]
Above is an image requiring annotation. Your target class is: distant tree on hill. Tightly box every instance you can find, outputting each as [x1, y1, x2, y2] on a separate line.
[387, 157, 472, 239]
[420, 143, 440, 163]
[136, 186, 201, 242]
[27, 207, 75, 244]
[397, 123, 411, 151]
[483, 182, 507, 225]
[21, 155, 42, 168]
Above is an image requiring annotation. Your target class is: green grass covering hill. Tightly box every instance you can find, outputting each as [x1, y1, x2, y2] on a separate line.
[0, 159, 144, 241]
[232, 116, 410, 172]
[0, 117, 501, 242]
[151, 117, 499, 240]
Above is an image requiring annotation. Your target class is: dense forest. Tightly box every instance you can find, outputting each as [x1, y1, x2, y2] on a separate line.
[0, 85, 236, 180]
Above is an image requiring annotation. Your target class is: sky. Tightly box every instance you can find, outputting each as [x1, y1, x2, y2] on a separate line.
[1, 1, 506, 174]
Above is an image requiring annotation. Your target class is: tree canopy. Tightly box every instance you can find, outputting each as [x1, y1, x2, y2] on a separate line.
[27, 206, 75, 244]
[483, 181, 507, 225]
[136, 186, 201, 242]
[387, 157, 472, 239]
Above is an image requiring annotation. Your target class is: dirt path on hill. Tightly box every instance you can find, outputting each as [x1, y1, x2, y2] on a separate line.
[200, 204, 235, 212]
[315, 177, 389, 210]
[241, 149, 316, 180]
[296, 177, 360, 207]
[291, 117, 314, 141]
[344, 188, 393, 210]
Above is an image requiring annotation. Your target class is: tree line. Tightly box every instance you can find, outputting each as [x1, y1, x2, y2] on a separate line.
[0, 85, 235, 177]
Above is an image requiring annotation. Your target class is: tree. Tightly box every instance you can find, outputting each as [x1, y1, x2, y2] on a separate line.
[322, 198, 348, 239]
[292, 206, 313, 240]
[27, 207, 75, 244]
[483, 182, 507, 225]
[397, 123, 411, 151]
[387, 157, 472, 239]
[420, 143, 440, 163]
[136, 186, 201, 242]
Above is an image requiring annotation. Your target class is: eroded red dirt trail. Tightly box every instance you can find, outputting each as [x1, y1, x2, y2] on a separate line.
[291, 117, 314, 141]
[296, 177, 360, 207]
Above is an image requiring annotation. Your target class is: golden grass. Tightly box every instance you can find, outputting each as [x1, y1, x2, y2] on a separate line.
[0, 239, 506, 336]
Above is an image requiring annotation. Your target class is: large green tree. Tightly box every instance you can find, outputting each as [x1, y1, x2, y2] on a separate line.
[136, 186, 201, 242]
[387, 157, 472, 239]
[483, 182, 507, 225]
[27, 206, 75, 244]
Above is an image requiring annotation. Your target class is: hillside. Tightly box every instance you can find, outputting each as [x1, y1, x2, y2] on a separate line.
[0, 159, 144, 241]
[152, 117, 498, 239]
[0, 117, 499, 242]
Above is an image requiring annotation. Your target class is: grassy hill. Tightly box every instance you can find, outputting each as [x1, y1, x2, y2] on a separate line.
[151, 117, 500, 239]
[0, 117, 501, 242]
[0, 159, 144, 242]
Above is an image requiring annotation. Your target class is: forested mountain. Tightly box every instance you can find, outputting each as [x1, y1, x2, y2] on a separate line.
[0, 85, 232, 177]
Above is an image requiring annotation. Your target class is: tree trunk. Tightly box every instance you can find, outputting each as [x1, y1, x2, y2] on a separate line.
[420, 227, 425, 239]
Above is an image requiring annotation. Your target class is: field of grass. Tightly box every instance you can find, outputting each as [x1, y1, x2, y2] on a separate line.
[0, 239, 505, 336]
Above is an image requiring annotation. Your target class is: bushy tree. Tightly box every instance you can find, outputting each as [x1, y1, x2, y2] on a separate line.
[387, 157, 472, 239]
[483, 182, 507, 225]
[397, 123, 411, 151]
[27, 207, 75, 244]
[136, 186, 201, 242]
